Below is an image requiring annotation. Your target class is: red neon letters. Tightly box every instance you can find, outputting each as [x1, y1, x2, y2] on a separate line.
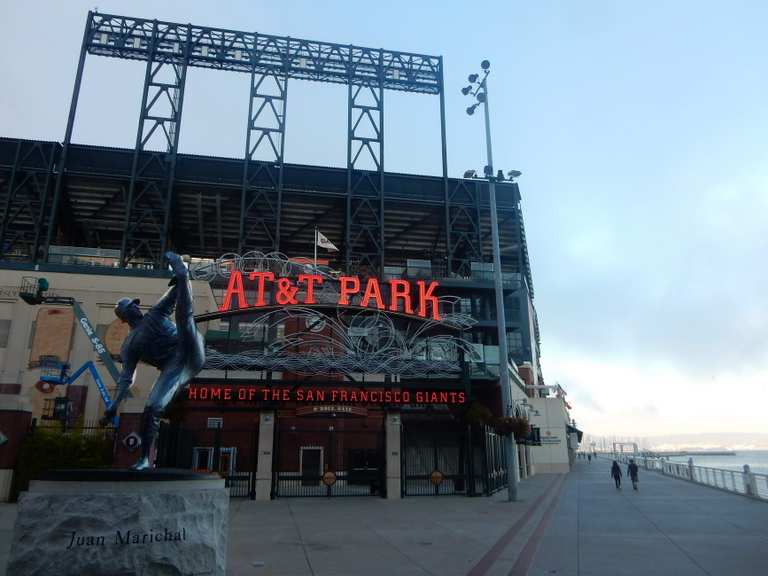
[219, 273, 441, 320]
[187, 385, 466, 405]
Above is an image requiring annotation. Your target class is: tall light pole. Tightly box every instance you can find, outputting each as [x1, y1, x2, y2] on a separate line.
[463, 60, 520, 502]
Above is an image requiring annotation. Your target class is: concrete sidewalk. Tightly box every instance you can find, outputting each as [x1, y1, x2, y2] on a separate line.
[0, 472, 562, 576]
[225, 473, 561, 576]
[1, 461, 764, 575]
[529, 459, 768, 576]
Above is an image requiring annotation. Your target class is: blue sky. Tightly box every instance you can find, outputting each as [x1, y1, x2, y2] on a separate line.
[2, 1, 767, 437]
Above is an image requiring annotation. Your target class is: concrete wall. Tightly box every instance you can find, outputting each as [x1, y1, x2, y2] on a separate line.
[0, 269, 217, 423]
[529, 397, 571, 474]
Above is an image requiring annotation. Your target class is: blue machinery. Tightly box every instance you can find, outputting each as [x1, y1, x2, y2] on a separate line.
[20, 277, 120, 425]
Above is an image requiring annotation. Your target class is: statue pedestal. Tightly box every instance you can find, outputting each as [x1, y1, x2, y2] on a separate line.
[8, 469, 229, 576]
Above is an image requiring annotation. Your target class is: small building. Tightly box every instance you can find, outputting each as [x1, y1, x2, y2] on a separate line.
[528, 395, 581, 473]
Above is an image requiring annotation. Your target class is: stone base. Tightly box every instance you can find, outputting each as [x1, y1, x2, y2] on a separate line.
[8, 469, 229, 576]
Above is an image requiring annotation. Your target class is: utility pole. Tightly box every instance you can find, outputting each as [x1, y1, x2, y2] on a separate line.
[463, 61, 520, 502]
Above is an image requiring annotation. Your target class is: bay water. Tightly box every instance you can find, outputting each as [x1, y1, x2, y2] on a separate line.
[667, 450, 768, 475]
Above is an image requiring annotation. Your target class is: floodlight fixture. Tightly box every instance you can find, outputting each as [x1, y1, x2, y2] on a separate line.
[463, 169, 477, 179]
[466, 104, 477, 115]
[496, 170, 505, 181]
[481, 59, 490, 70]
[468, 73, 479, 83]
[461, 85, 472, 96]
[483, 165, 493, 177]
[476, 92, 486, 103]
[507, 170, 522, 179]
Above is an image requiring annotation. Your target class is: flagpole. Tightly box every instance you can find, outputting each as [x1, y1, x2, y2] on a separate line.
[314, 226, 318, 271]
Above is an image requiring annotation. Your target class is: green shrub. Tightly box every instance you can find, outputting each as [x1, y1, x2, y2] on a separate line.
[12, 426, 114, 501]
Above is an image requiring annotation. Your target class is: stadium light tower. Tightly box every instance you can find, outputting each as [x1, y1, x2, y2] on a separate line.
[462, 59, 520, 502]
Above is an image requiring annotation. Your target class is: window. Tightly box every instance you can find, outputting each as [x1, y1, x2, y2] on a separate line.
[207, 417, 223, 429]
[218, 447, 237, 475]
[460, 298, 472, 315]
[507, 332, 524, 355]
[96, 324, 109, 341]
[192, 446, 237, 475]
[193, 447, 212, 470]
[42, 398, 55, 420]
[0, 319, 10, 348]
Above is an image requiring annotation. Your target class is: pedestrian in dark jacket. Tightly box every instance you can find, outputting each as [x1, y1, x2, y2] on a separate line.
[611, 460, 622, 489]
[627, 460, 639, 490]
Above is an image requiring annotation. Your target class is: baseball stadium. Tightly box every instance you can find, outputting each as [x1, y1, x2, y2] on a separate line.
[0, 11, 576, 501]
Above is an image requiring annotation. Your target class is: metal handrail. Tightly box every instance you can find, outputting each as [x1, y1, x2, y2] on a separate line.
[601, 453, 768, 501]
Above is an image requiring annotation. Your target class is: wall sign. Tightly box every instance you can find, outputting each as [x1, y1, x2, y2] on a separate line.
[187, 385, 466, 405]
[541, 431, 561, 445]
[295, 405, 368, 417]
[122, 432, 141, 452]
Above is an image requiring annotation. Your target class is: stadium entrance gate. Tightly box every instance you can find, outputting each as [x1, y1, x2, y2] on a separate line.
[401, 422, 508, 496]
[271, 417, 386, 497]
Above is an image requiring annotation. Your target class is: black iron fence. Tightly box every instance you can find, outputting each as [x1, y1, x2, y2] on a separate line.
[480, 425, 508, 495]
[156, 423, 259, 499]
[401, 423, 507, 496]
[272, 421, 385, 497]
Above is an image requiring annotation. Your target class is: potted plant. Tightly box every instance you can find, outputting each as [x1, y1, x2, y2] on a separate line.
[493, 416, 530, 440]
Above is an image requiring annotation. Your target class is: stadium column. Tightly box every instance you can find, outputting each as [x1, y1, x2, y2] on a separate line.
[255, 411, 276, 501]
[440, 56, 451, 277]
[121, 21, 190, 268]
[385, 413, 401, 499]
[239, 46, 287, 255]
[345, 46, 384, 278]
[44, 11, 92, 264]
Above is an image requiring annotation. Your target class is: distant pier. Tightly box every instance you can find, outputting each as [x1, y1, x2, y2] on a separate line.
[646, 450, 736, 457]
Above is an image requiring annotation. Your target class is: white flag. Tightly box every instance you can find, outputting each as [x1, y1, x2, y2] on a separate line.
[316, 230, 339, 252]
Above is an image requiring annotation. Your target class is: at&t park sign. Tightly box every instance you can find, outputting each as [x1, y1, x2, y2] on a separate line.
[191, 252, 478, 378]
[219, 271, 441, 320]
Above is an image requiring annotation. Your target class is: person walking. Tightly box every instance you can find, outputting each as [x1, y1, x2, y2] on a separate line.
[587, 454, 592, 463]
[611, 460, 622, 489]
[627, 459, 639, 490]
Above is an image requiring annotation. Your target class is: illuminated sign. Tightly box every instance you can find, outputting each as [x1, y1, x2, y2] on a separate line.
[187, 385, 465, 405]
[219, 272, 441, 320]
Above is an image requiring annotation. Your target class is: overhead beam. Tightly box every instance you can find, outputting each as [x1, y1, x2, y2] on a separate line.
[86, 13, 442, 94]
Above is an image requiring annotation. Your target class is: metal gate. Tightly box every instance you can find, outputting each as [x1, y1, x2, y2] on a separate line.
[272, 420, 385, 497]
[157, 423, 259, 498]
[401, 423, 508, 496]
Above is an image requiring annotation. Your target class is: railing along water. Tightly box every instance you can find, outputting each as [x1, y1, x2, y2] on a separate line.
[600, 453, 768, 501]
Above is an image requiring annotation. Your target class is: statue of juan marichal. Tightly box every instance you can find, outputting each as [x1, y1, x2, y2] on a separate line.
[101, 251, 205, 470]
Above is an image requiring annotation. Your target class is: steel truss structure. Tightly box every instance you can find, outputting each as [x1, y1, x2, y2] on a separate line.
[0, 11, 539, 365]
[53, 11, 448, 273]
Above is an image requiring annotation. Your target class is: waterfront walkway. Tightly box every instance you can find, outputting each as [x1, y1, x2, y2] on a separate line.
[0, 460, 766, 575]
[529, 458, 768, 576]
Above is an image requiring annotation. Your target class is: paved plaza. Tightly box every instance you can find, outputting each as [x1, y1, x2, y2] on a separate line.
[0, 460, 766, 575]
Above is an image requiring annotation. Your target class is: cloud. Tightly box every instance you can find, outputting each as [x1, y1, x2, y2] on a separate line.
[534, 163, 768, 402]
[544, 341, 768, 437]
